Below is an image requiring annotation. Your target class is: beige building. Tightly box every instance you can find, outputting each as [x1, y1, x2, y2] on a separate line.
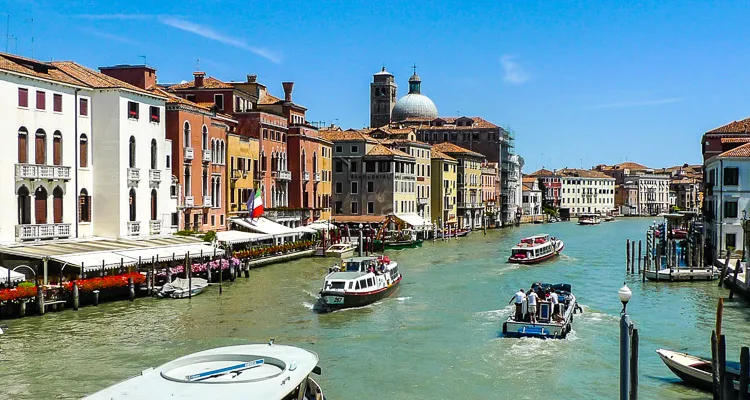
[431, 149, 458, 226]
[558, 168, 616, 216]
[433, 142, 485, 229]
[382, 139, 432, 223]
[227, 132, 259, 216]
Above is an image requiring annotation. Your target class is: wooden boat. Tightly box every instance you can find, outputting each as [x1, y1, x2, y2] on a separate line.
[158, 277, 208, 299]
[508, 234, 564, 265]
[377, 228, 423, 249]
[502, 283, 579, 339]
[319, 255, 401, 311]
[578, 213, 601, 225]
[325, 243, 356, 259]
[85, 342, 325, 399]
[656, 349, 749, 393]
[645, 267, 719, 281]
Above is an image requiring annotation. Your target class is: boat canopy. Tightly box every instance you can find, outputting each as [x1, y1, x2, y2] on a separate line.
[394, 213, 432, 229]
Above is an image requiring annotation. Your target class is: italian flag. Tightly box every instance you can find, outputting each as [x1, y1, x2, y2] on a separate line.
[247, 189, 264, 219]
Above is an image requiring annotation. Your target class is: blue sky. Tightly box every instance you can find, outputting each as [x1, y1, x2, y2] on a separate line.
[3, 0, 748, 172]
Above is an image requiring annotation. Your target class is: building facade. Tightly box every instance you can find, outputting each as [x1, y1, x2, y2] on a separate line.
[557, 169, 616, 216]
[528, 168, 562, 208]
[481, 162, 499, 227]
[522, 177, 542, 217]
[381, 139, 432, 223]
[430, 150, 458, 226]
[433, 142, 485, 229]
[227, 132, 259, 216]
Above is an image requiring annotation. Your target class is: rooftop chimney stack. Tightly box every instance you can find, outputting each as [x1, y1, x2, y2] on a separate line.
[194, 71, 205, 88]
[247, 74, 257, 83]
[282, 82, 294, 102]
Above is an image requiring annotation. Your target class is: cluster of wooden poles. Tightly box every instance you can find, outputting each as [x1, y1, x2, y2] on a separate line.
[625, 239, 647, 283]
[717, 252, 743, 300]
[711, 298, 750, 399]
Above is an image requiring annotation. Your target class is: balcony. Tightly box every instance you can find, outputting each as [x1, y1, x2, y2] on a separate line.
[202, 149, 211, 163]
[264, 208, 311, 222]
[185, 196, 195, 208]
[457, 202, 481, 209]
[313, 172, 321, 182]
[203, 196, 212, 207]
[149, 220, 161, 235]
[184, 147, 194, 161]
[231, 170, 247, 181]
[418, 197, 429, 206]
[149, 169, 161, 185]
[127, 168, 140, 188]
[276, 170, 292, 181]
[302, 171, 310, 181]
[15, 223, 71, 241]
[127, 221, 141, 236]
[15, 164, 71, 181]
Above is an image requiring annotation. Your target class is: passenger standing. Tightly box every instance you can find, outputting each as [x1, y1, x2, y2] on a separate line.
[549, 290, 559, 317]
[509, 289, 526, 321]
[527, 290, 539, 324]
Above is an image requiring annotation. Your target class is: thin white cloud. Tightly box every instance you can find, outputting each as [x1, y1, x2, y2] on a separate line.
[74, 14, 153, 20]
[78, 27, 140, 46]
[586, 98, 683, 110]
[500, 55, 529, 85]
[157, 16, 281, 64]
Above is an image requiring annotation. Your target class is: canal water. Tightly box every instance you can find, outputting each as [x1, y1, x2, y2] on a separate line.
[2, 218, 749, 399]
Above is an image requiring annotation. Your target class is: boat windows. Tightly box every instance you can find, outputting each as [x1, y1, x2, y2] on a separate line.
[359, 279, 367, 289]
[345, 262, 360, 272]
[366, 278, 373, 287]
[348, 282, 354, 290]
[330, 281, 345, 290]
[355, 281, 360, 290]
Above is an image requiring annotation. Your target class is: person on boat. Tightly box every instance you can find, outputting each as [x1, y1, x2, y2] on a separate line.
[509, 289, 526, 321]
[527, 290, 539, 323]
[549, 290, 559, 317]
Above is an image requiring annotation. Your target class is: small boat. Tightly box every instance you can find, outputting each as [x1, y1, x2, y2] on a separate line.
[377, 229, 423, 249]
[325, 243, 357, 259]
[437, 229, 470, 238]
[672, 228, 688, 239]
[158, 277, 208, 299]
[84, 341, 325, 399]
[508, 234, 564, 264]
[502, 283, 579, 339]
[656, 349, 750, 393]
[548, 217, 559, 223]
[319, 255, 401, 311]
[578, 213, 601, 225]
[603, 215, 615, 222]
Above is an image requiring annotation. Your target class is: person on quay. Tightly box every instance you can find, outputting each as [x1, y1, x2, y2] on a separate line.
[509, 289, 526, 321]
[527, 290, 539, 324]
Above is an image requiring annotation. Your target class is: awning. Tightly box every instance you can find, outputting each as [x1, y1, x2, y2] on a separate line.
[53, 243, 225, 271]
[291, 226, 317, 234]
[395, 213, 432, 228]
[446, 218, 458, 224]
[230, 217, 297, 237]
[0, 266, 27, 284]
[216, 230, 274, 245]
[306, 222, 331, 231]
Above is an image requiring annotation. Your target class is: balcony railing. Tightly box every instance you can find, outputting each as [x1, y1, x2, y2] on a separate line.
[127, 221, 141, 236]
[185, 196, 195, 208]
[184, 147, 194, 161]
[127, 168, 140, 187]
[418, 197, 429, 206]
[264, 208, 311, 221]
[302, 171, 310, 181]
[313, 172, 321, 182]
[15, 164, 71, 181]
[277, 171, 292, 181]
[202, 149, 211, 162]
[149, 169, 161, 183]
[457, 202, 481, 209]
[15, 223, 71, 241]
[203, 196, 212, 207]
[149, 220, 161, 235]
[231, 170, 247, 181]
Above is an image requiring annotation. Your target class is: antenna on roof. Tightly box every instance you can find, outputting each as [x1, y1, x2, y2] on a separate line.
[138, 55, 147, 65]
[196, 58, 200, 71]
[23, 17, 33, 58]
[1, 13, 8, 53]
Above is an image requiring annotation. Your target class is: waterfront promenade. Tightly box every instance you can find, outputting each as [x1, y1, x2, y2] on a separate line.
[1, 218, 748, 399]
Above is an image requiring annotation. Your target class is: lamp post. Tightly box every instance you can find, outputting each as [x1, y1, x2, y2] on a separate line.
[358, 223, 364, 257]
[619, 283, 633, 400]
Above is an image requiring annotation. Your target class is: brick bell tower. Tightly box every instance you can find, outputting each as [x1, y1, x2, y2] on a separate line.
[370, 66, 397, 128]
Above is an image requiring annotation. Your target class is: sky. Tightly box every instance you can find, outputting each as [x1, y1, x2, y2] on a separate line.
[3, 0, 749, 172]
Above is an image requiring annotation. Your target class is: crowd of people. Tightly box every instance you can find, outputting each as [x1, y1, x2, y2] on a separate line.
[509, 284, 562, 324]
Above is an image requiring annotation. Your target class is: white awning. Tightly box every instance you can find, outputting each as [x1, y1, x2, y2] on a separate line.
[55, 251, 139, 271]
[230, 217, 297, 237]
[231, 218, 254, 230]
[306, 222, 331, 231]
[54, 243, 225, 271]
[0, 266, 27, 284]
[291, 226, 317, 234]
[216, 230, 273, 245]
[395, 214, 432, 228]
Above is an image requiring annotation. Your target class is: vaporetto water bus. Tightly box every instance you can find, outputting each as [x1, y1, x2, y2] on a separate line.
[319, 255, 401, 311]
[84, 341, 325, 400]
[508, 234, 564, 265]
[578, 213, 601, 225]
[502, 283, 580, 339]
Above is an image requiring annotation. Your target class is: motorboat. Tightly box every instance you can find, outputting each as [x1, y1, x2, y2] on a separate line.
[158, 277, 208, 299]
[508, 234, 564, 265]
[319, 255, 401, 311]
[578, 213, 601, 225]
[84, 341, 325, 399]
[656, 349, 749, 393]
[437, 229, 470, 238]
[603, 215, 615, 222]
[325, 243, 356, 259]
[548, 216, 559, 223]
[377, 229, 423, 250]
[502, 283, 580, 339]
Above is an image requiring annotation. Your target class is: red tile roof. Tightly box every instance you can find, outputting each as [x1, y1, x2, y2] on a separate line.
[558, 168, 613, 179]
[258, 92, 282, 105]
[431, 149, 456, 161]
[431, 142, 485, 159]
[168, 76, 233, 90]
[0, 53, 84, 86]
[706, 117, 750, 134]
[152, 88, 234, 119]
[366, 144, 412, 158]
[717, 142, 750, 158]
[528, 168, 556, 177]
[51, 61, 164, 98]
[613, 161, 649, 170]
[522, 176, 537, 185]
[720, 137, 750, 144]
[321, 130, 375, 142]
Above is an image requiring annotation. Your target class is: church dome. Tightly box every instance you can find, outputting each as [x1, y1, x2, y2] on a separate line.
[392, 94, 438, 121]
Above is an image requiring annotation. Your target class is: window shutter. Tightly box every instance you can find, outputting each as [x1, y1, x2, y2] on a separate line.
[53, 94, 62, 112]
[53, 195, 63, 223]
[36, 91, 45, 110]
[35, 196, 47, 224]
[80, 98, 88, 116]
[35, 134, 45, 164]
[80, 137, 88, 168]
[53, 135, 62, 165]
[18, 88, 28, 107]
[18, 133, 27, 163]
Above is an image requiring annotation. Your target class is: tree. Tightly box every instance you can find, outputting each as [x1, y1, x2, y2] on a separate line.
[538, 178, 558, 216]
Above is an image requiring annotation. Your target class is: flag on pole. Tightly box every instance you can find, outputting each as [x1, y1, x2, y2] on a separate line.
[246, 188, 255, 218]
[249, 189, 264, 219]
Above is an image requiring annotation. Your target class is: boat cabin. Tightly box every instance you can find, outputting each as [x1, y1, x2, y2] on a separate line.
[511, 235, 554, 258]
[324, 256, 399, 294]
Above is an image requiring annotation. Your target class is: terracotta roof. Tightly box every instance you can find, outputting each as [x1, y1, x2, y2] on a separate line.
[431, 142, 485, 159]
[720, 137, 750, 144]
[706, 117, 750, 134]
[321, 130, 374, 142]
[152, 88, 234, 120]
[522, 184, 534, 191]
[319, 125, 343, 132]
[528, 168, 556, 177]
[258, 92, 282, 105]
[522, 176, 537, 185]
[614, 162, 649, 170]
[558, 168, 613, 179]
[0, 53, 84, 86]
[366, 144, 412, 158]
[51, 61, 163, 98]
[169, 76, 232, 90]
[431, 149, 456, 161]
[717, 142, 750, 158]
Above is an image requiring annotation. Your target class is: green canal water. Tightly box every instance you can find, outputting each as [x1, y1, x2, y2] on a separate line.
[2, 218, 750, 399]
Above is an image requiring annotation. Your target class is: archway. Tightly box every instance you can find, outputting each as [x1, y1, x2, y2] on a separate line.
[34, 186, 48, 224]
[53, 186, 63, 223]
[17, 186, 30, 224]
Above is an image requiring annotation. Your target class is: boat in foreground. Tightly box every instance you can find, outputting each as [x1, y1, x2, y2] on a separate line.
[84, 342, 325, 400]
[158, 277, 209, 299]
[656, 349, 749, 393]
[508, 234, 564, 264]
[325, 243, 357, 259]
[578, 213, 601, 225]
[319, 255, 401, 311]
[502, 283, 579, 339]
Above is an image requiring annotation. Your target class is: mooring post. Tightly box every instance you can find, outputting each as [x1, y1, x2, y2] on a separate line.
[638, 240, 642, 274]
[36, 284, 44, 315]
[218, 255, 223, 295]
[626, 239, 631, 272]
[730, 259, 741, 299]
[72, 281, 79, 311]
[740, 346, 749, 400]
[187, 254, 192, 299]
[719, 334, 727, 400]
[720, 251, 731, 288]
[712, 330, 720, 400]
[630, 328, 639, 400]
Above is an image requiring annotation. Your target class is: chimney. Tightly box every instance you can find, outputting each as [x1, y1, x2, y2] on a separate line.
[99, 65, 156, 90]
[282, 82, 294, 102]
[247, 74, 257, 83]
[194, 71, 205, 88]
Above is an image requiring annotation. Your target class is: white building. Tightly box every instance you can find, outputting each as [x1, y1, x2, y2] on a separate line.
[625, 171, 671, 216]
[521, 177, 542, 217]
[558, 168, 616, 216]
[505, 154, 523, 224]
[704, 144, 750, 261]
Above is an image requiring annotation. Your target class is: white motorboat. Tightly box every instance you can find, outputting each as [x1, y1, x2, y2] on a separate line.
[508, 234, 564, 265]
[325, 243, 357, 259]
[84, 341, 325, 399]
[578, 213, 601, 225]
[502, 283, 580, 339]
[158, 277, 208, 299]
[319, 255, 401, 311]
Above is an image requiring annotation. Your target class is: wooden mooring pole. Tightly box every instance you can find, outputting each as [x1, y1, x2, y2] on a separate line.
[730, 259, 741, 300]
[712, 330, 720, 400]
[631, 242, 636, 274]
[187, 253, 192, 300]
[638, 240, 642, 274]
[719, 251, 731, 288]
[740, 346, 749, 400]
[626, 239, 631, 273]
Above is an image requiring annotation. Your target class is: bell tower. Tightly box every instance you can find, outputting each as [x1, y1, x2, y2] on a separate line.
[370, 67, 397, 128]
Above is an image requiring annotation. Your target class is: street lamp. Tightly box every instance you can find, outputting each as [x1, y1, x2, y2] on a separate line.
[358, 223, 364, 257]
[619, 283, 634, 400]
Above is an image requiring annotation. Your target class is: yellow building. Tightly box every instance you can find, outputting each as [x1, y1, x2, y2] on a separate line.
[318, 141, 333, 221]
[227, 133, 260, 217]
[431, 149, 458, 227]
[432, 142, 485, 229]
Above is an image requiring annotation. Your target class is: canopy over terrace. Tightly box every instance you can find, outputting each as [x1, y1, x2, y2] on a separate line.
[229, 217, 298, 241]
[394, 213, 433, 230]
[216, 230, 273, 245]
[0, 266, 26, 284]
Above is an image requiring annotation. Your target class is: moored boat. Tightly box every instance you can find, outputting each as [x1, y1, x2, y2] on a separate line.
[578, 213, 601, 225]
[158, 277, 208, 299]
[508, 234, 564, 264]
[319, 255, 401, 311]
[656, 349, 749, 392]
[84, 341, 325, 399]
[502, 283, 579, 339]
[325, 243, 357, 259]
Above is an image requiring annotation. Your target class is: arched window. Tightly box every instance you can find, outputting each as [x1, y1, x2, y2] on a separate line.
[150, 189, 157, 220]
[301, 150, 306, 172]
[34, 186, 48, 224]
[221, 141, 225, 164]
[128, 136, 136, 168]
[79, 189, 91, 222]
[211, 139, 216, 163]
[184, 166, 191, 194]
[202, 125, 208, 150]
[53, 186, 63, 223]
[211, 177, 216, 207]
[313, 152, 318, 173]
[35, 129, 46, 164]
[202, 168, 208, 196]
[53, 131, 62, 166]
[183, 121, 191, 146]
[129, 188, 136, 222]
[17, 186, 30, 224]
[18, 127, 28, 163]
[150, 139, 157, 170]
[216, 177, 221, 206]
[79, 134, 88, 168]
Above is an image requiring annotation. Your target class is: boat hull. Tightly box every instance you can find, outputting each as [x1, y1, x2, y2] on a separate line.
[508, 242, 564, 265]
[325, 249, 355, 259]
[321, 276, 402, 311]
[171, 285, 207, 299]
[656, 349, 714, 391]
[645, 268, 718, 282]
[383, 240, 423, 250]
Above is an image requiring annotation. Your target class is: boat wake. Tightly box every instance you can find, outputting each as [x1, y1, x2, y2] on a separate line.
[303, 290, 319, 299]
[302, 301, 315, 310]
[475, 305, 513, 323]
[395, 296, 411, 302]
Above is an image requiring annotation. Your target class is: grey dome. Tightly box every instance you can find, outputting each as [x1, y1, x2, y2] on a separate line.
[392, 93, 438, 121]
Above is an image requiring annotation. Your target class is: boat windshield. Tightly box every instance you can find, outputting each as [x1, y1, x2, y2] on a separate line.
[512, 249, 531, 258]
[344, 261, 361, 272]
